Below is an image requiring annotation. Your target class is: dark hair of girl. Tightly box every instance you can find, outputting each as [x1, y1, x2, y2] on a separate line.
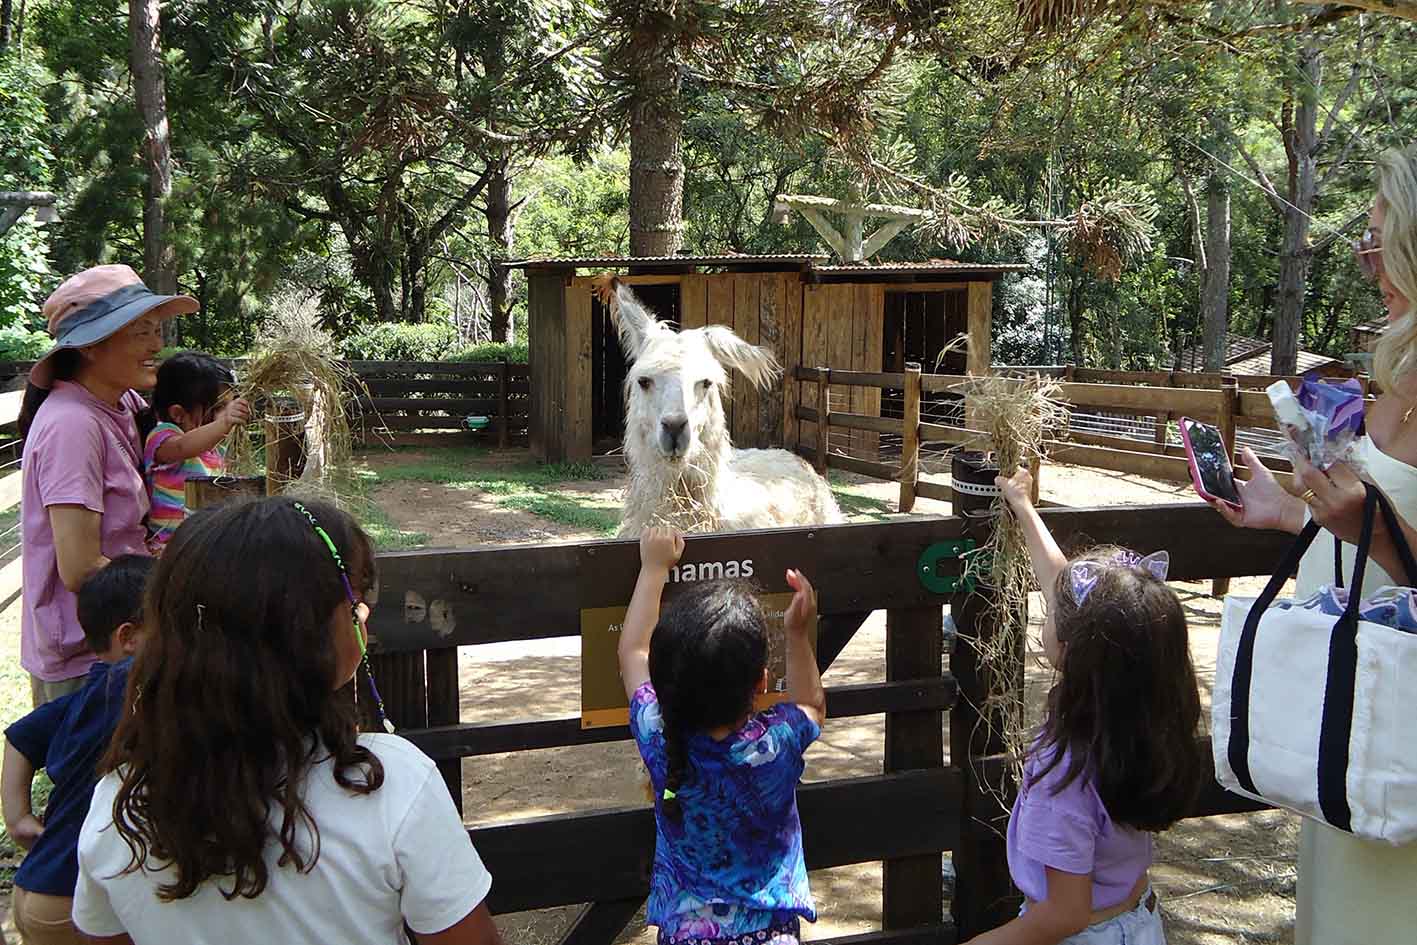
[1035, 546, 1203, 833]
[647, 580, 768, 822]
[100, 496, 383, 901]
[140, 351, 235, 442]
[18, 349, 81, 439]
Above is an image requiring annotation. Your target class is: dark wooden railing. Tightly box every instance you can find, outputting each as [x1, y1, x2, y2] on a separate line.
[364, 500, 1290, 944]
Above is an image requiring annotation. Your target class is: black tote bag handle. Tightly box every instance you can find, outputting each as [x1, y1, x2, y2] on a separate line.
[1229, 483, 1417, 830]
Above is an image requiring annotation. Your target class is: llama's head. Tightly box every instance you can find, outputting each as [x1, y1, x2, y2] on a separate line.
[610, 279, 780, 465]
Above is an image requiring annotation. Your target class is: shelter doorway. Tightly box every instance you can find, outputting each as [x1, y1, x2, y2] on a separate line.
[590, 283, 682, 452]
[882, 288, 968, 428]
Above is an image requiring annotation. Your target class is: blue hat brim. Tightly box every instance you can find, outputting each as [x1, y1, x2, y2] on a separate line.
[29, 291, 197, 389]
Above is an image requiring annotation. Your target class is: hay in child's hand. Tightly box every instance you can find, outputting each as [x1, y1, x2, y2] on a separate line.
[223, 294, 365, 497]
[950, 371, 1069, 807]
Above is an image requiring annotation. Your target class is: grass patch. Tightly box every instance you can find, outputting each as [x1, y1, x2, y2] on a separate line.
[360, 501, 432, 551]
[360, 456, 601, 493]
[498, 494, 621, 535]
[827, 472, 897, 521]
[831, 487, 896, 522]
[356, 451, 614, 535]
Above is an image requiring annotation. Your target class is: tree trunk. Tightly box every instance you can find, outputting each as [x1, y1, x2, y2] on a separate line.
[628, 56, 684, 256]
[1, 0, 13, 50]
[129, 0, 177, 309]
[485, 156, 515, 342]
[1270, 44, 1321, 377]
[1201, 168, 1231, 372]
[1067, 267, 1087, 366]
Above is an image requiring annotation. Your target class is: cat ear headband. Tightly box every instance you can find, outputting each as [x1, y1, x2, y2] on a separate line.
[292, 501, 395, 733]
[1068, 550, 1169, 606]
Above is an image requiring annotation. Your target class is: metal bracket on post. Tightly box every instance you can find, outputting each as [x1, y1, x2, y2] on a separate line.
[917, 539, 977, 594]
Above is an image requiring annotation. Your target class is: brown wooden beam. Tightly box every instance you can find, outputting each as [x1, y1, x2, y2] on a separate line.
[404, 677, 957, 761]
[474, 769, 961, 914]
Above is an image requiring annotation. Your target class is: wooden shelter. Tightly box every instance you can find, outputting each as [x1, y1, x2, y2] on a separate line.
[507, 255, 1024, 463]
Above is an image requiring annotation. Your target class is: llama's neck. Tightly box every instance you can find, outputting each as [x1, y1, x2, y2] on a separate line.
[622, 422, 732, 534]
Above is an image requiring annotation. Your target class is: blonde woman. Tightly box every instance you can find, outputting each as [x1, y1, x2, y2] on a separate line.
[1214, 144, 1417, 944]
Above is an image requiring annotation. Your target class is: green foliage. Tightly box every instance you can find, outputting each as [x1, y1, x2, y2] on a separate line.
[445, 340, 529, 363]
[0, 55, 56, 328]
[0, 325, 55, 361]
[342, 323, 459, 362]
[515, 152, 631, 258]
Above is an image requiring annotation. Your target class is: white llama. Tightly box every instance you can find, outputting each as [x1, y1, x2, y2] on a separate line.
[606, 279, 842, 537]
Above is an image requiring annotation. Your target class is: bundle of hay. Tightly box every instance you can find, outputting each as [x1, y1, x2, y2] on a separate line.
[224, 295, 359, 495]
[951, 371, 1069, 797]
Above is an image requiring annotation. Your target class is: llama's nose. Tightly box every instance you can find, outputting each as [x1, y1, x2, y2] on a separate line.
[661, 415, 688, 451]
[661, 416, 688, 440]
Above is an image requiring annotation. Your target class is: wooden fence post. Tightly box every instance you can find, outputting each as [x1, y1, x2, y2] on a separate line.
[263, 399, 307, 495]
[815, 367, 830, 476]
[1212, 376, 1239, 597]
[899, 362, 922, 513]
[1154, 373, 1175, 452]
[882, 602, 945, 929]
[949, 452, 1023, 936]
[498, 359, 510, 450]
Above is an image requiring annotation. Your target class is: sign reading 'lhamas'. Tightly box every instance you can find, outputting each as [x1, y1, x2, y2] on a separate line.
[579, 546, 811, 729]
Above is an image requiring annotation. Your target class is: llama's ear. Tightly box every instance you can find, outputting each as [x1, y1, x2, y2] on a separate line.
[609, 279, 660, 361]
[701, 325, 782, 391]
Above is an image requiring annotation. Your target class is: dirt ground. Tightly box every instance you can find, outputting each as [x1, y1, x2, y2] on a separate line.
[362, 449, 1300, 945]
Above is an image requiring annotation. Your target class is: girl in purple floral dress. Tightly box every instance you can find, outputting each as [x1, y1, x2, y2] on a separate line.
[619, 528, 826, 945]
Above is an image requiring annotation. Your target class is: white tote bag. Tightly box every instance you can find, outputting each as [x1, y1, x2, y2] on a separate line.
[1213, 484, 1417, 844]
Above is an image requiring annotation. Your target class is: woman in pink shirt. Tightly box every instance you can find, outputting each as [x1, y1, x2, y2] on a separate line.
[18, 265, 196, 705]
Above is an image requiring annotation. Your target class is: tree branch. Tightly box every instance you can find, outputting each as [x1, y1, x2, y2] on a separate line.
[1318, 52, 1364, 153]
[1178, 171, 1207, 271]
[1212, 116, 1284, 215]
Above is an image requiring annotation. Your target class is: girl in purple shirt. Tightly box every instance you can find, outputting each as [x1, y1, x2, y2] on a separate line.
[961, 467, 1204, 945]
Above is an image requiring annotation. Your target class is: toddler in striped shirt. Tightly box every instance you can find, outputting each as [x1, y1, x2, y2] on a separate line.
[142, 352, 250, 549]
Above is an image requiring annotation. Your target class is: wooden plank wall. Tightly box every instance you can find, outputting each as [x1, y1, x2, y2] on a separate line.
[564, 284, 594, 461]
[800, 285, 831, 455]
[528, 272, 567, 462]
[733, 274, 761, 449]
[782, 277, 804, 452]
[852, 284, 885, 459]
[706, 275, 736, 434]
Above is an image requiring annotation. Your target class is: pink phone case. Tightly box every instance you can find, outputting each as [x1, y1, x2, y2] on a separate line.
[1178, 416, 1242, 510]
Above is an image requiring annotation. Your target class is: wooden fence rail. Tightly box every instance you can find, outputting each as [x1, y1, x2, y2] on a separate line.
[0, 359, 531, 448]
[361, 505, 1292, 944]
[790, 365, 1329, 507]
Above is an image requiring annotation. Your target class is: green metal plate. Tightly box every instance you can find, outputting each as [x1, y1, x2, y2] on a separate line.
[918, 539, 977, 594]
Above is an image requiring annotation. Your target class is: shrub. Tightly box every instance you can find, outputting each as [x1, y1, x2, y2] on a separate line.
[342, 322, 459, 362]
[0, 325, 53, 361]
[445, 340, 529, 363]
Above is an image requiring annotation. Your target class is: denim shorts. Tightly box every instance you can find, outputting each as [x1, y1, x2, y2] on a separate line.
[1025, 888, 1164, 945]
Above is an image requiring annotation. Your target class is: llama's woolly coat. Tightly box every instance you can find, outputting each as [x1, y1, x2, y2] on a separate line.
[607, 280, 842, 538]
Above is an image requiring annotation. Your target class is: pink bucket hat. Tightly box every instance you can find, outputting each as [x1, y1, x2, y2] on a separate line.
[31, 265, 198, 389]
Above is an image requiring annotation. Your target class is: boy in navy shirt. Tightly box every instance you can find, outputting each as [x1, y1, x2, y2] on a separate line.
[2, 554, 153, 944]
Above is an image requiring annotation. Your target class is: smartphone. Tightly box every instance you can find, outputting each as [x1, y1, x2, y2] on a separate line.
[1179, 417, 1241, 509]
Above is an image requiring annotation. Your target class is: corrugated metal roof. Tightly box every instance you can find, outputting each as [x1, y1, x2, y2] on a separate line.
[1174, 333, 1343, 375]
[504, 254, 827, 269]
[1226, 349, 1346, 376]
[811, 260, 1028, 273]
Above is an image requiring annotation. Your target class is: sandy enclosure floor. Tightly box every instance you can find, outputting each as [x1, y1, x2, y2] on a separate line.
[360, 450, 1300, 945]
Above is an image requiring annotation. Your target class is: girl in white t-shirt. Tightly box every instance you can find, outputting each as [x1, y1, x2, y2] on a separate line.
[72, 497, 500, 945]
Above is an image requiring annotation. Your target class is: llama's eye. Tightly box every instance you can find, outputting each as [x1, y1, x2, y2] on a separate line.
[637, 377, 652, 391]
[699, 379, 713, 392]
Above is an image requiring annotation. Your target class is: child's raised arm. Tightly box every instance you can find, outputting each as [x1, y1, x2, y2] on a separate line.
[151, 397, 252, 465]
[2, 737, 44, 851]
[996, 466, 1068, 605]
[618, 528, 684, 700]
[784, 569, 825, 728]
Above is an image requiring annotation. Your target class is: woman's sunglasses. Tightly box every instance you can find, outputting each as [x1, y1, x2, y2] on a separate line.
[1354, 227, 1384, 281]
